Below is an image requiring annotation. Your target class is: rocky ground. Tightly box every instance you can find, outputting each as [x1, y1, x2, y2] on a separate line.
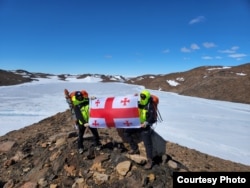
[1, 110, 250, 188]
[0, 64, 250, 187]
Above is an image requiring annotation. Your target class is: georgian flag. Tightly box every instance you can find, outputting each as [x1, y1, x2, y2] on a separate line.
[89, 95, 141, 128]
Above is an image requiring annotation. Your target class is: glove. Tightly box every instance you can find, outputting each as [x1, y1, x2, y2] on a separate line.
[84, 123, 89, 127]
[74, 124, 78, 130]
[141, 121, 148, 128]
[90, 96, 97, 100]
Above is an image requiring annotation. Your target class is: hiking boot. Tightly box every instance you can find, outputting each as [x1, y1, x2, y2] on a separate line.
[128, 148, 140, 155]
[78, 148, 84, 154]
[93, 141, 102, 151]
[144, 159, 153, 170]
[87, 147, 95, 159]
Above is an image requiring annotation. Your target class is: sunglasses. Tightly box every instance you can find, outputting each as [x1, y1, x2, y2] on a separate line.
[76, 95, 83, 100]
[140, 94, 146, 100]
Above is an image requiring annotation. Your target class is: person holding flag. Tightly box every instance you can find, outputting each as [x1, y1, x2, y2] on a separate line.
[66, 90, 102, 154]
[124, 89, 157, 170]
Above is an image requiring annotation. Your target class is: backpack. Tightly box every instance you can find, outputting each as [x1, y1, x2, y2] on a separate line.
[64, 89, 89, 116]
[150, 94, 163, 123]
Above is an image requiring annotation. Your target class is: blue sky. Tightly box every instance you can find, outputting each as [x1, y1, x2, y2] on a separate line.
[0, 0, 249, 76]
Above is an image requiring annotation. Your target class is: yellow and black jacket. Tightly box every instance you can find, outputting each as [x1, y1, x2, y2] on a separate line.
[71, 95, 89, 125]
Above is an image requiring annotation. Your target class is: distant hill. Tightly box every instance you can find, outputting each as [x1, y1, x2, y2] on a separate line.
[1, 62, 250, 104]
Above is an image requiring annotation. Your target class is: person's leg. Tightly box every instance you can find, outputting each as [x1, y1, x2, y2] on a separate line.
[124, 128, 139, 154]
[89, 128, 101, 147]
[141, 127, 153, 169]
[78, 125, 86, 153]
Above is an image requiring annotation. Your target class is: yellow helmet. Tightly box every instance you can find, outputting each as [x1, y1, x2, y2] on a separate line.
[139, 90, 151, 105]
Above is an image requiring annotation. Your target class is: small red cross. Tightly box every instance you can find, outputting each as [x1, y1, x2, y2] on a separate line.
[123, 120, 132, 127]
[92, 120, 99, 127]
[95, 99, 100, 106]
[121, 97, 130, 106]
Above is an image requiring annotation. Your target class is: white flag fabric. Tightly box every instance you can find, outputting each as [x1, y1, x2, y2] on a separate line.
[89, 95, 141, 128]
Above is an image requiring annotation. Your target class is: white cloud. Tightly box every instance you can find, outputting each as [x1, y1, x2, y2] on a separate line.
[203, 42, 216, 48]
[218, 49, 235, 54]
[183, 57, 191, 60]
[228, 53, 247, 60]
[218, 46, 239, 54]
[181, 44, 199, 53]
[190, 43, 200, 50]
[218, 46, 246, 60]
[202, 56, 213, 60]
[181, 47, 192, 53]
[104, 55, 112, 59]
[162, 49, 170, 54]
[189, 16, 205, 25]
[231, 46, 239, 51]
[228, 53, 247, 58]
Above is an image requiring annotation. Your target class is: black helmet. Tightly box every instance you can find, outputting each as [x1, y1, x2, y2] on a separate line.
[75, 91, 83, 101]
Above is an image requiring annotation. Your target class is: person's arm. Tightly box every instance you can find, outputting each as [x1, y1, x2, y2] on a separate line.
[146, 102, 156, 124]
[74, 105, 86, 124]
[141, 100, 156, 127]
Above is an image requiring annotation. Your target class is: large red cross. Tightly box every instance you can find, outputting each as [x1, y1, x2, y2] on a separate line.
[90, 97, 139, 127]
